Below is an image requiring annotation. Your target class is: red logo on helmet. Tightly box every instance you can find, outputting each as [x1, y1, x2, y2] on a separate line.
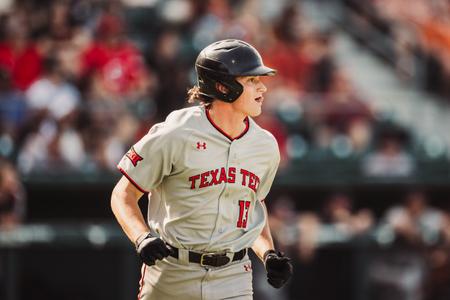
[126, 147, 143, 167]
[196, 142, 207, 150]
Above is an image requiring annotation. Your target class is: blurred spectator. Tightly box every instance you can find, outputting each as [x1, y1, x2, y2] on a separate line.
[304, 31, 336, 94]
[80, 116, 133, 171]
[0, 11, 42, 90]
[268, 195, 299, 253]
[306, 71, 374, 153]
[25, 54, 80, 122]
[17, 54, 83, 173]
[80, 13, 152, 100]
[385, 191, 447, 246]
[296, 211, 321, 263]
[362, 125, 415, 177]
[367, 190, 449, 300]
[0, 68, 27, 157]
[46, 1, 76, 42]
[264, 3, 313, 91]
[0, 158, 26, 229]
[146, 29, 193, 120]
[321, 192, 374, 236]
[293, 192, 374, 267]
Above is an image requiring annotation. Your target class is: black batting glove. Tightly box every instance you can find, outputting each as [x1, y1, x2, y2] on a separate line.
[136, 233, 172, 266]
[264, 250, 293, 289]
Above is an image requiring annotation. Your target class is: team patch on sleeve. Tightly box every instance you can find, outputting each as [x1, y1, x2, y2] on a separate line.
[126, 147, 143, 167]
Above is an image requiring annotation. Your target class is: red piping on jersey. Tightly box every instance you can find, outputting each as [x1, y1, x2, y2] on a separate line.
[137, 264, 147, 300]
[205, 107, 249, 141]
[117, 166, 149, 193]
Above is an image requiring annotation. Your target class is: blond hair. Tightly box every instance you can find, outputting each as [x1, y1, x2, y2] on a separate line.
[187, 86, 213, 105]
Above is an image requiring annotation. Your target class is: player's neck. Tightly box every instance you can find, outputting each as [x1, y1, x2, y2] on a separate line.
[208, 103, 247, 139]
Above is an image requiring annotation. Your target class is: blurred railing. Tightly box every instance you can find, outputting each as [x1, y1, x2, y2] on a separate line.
[20, 157, 450, 187]
[277, 157, 450, 187]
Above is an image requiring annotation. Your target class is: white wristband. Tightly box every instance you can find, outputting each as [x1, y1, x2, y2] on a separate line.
[134, 231, 151, 248]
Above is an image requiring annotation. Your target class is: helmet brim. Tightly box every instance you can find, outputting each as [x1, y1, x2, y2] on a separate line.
[239, 65, 277, 77]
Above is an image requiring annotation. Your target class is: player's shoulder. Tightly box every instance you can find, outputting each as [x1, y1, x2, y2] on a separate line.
[148, 106, 201, 136]
[165, 105, 203, 125]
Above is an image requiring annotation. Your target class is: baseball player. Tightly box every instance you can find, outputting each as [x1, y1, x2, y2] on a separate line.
[111, 39, 293, 300]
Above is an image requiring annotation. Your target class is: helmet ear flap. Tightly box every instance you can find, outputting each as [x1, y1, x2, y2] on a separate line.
[214, 78, 243, 102]
[197, 67, 243, 102]
[215, 82, 229, 95]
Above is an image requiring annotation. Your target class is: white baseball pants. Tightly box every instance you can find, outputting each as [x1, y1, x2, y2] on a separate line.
[138, 254, 253, 300]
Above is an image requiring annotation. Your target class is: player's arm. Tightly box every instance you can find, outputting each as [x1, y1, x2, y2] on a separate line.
[253, 200, 293, 289]
[252, 200, 275, 262]
[111, 176, 172, 266]
[111, 176, 148, 244]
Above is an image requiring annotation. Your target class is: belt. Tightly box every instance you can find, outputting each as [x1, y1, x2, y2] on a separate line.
[168, 246, 247, 267]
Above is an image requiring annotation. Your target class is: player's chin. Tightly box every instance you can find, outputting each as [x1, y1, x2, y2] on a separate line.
[248, 107, 262, 118]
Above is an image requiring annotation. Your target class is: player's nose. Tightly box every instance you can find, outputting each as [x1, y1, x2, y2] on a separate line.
[258, 81, 267, 93]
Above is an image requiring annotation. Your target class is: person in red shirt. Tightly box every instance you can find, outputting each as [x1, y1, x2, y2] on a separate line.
[0, 15, 42, 91]
[80, 13, 150, 99]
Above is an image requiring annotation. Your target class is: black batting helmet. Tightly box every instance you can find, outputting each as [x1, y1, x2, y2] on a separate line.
[195, 39, 276, 103]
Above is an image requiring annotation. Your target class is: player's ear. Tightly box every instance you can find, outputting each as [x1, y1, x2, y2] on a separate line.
[215, 82, 229, 94]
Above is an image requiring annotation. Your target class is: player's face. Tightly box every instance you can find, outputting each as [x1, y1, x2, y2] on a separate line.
[233, 76, 267, 117]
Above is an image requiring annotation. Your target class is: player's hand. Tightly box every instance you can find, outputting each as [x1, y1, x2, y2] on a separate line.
[264, 250, 293, 288]
[136, 233, 172, 266]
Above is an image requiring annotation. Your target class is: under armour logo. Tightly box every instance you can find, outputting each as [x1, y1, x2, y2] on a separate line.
[244, 264, 252, 272]
[196, 142, 207, 150]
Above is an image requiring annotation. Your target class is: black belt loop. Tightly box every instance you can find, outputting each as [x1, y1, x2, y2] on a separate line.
[168, 246, 247, 267]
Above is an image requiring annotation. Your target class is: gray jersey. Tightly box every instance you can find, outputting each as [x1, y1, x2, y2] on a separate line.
[118, 105, 280, 253]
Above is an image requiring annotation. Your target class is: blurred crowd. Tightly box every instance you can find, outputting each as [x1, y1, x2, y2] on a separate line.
[268, 190, 450, 300]
[0, 2, 449, 300]
[343, 0, 450, 100]
[0, 0, 153, 174]
[0, 0, 440, 177]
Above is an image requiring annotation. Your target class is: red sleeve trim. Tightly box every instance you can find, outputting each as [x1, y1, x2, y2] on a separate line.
[137, 264, 147, 300]
[117, 166, 149, 193]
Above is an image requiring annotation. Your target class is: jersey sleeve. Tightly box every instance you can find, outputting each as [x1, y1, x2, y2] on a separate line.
[256, 142, 280, 201]
[117, 122, 182, 192]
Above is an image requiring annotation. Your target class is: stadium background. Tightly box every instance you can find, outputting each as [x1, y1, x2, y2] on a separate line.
[0, 0, 449, 299]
